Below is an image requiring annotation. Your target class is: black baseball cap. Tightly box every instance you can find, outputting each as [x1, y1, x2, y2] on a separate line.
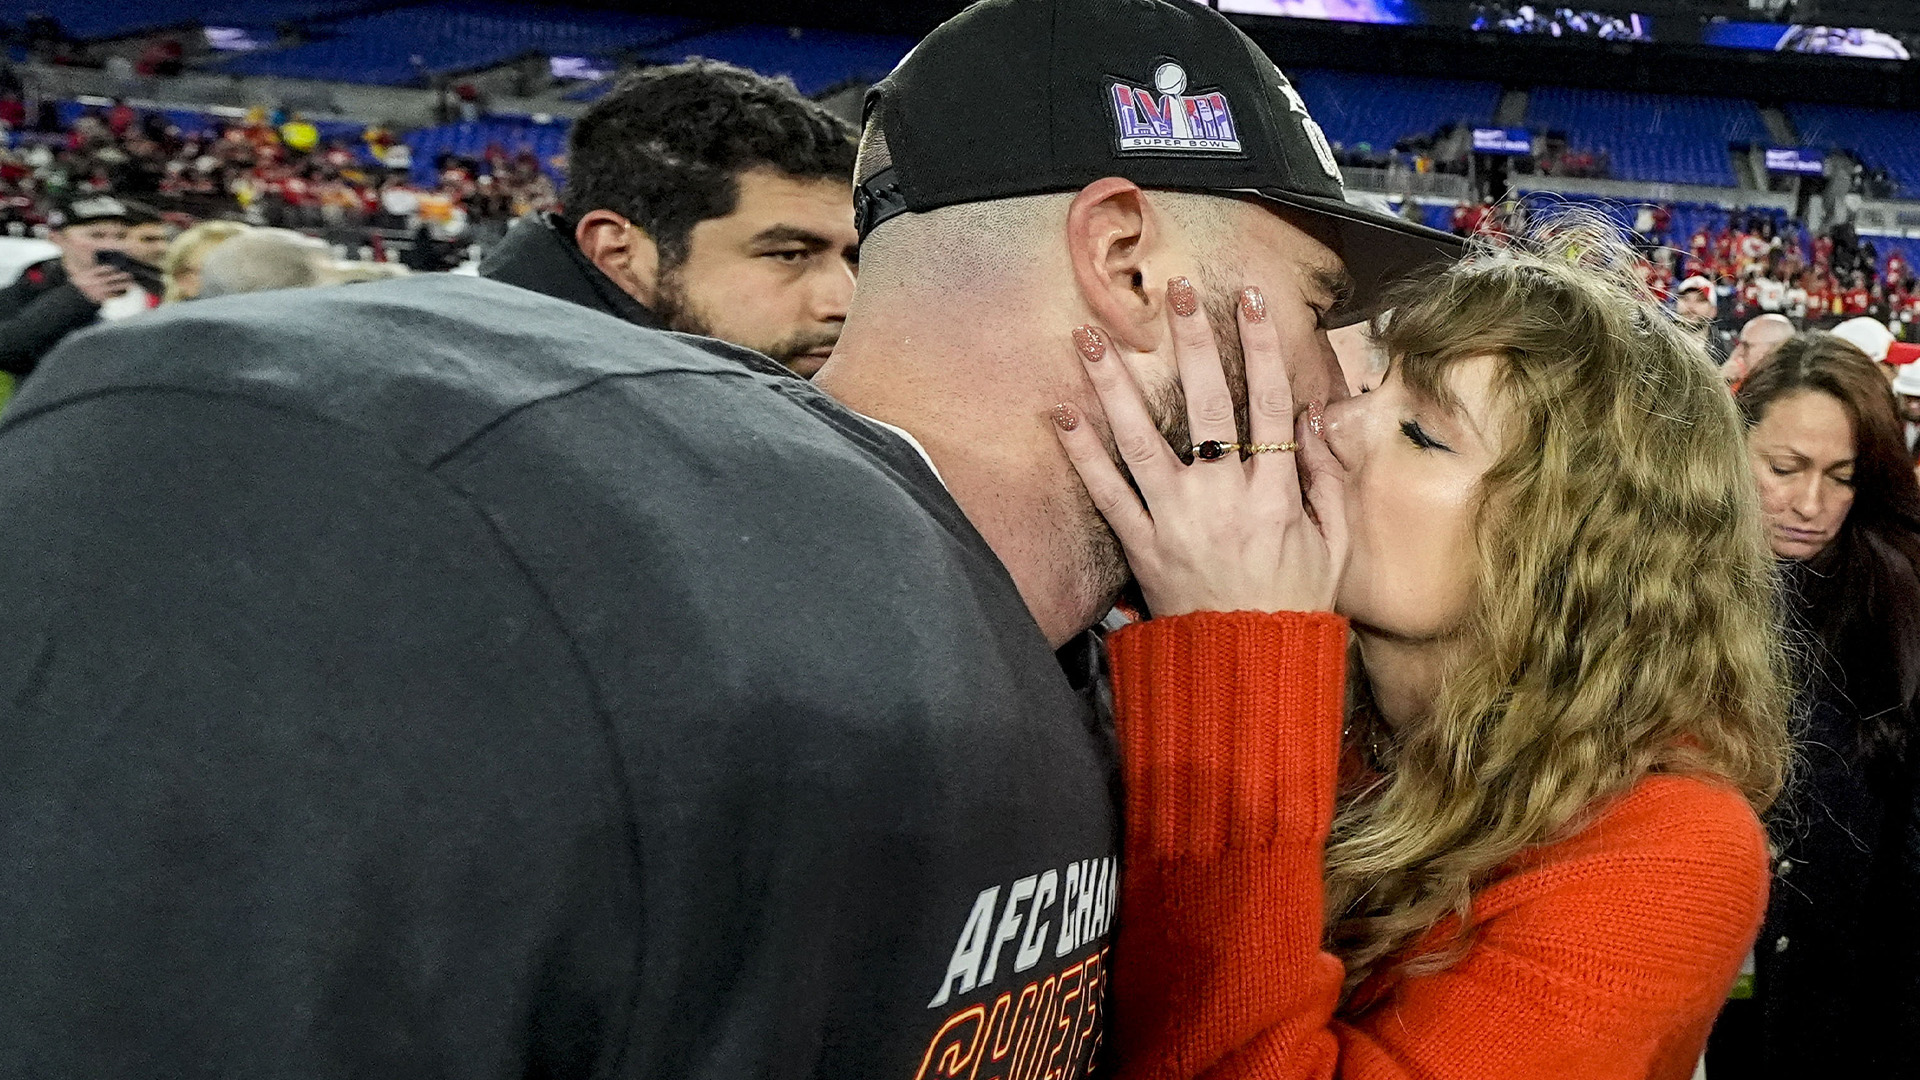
[51, 195, 131, 229]
[856, 0, 1463, 326]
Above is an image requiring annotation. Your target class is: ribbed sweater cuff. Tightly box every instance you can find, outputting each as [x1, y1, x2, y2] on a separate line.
[1109, 610, 1348, 862]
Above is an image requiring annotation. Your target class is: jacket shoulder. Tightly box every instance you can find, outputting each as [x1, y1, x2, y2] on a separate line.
[5, 274, 781, 466]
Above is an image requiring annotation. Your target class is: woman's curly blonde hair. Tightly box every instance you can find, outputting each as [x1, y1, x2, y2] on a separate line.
[1324, 218, 1792, 1000]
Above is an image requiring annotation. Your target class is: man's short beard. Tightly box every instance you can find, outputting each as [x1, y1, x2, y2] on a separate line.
[654, 263, 840, 369]
[1140, 276, 1251, 456]
[1071, 273, 1253, 616]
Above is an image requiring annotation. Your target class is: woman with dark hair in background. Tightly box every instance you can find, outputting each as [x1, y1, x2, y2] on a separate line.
[1709, 331, 1920, 1077]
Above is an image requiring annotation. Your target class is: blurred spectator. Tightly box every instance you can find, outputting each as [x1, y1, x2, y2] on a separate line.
[1895, 361, 1920, 464]
[96, 200, 170, 319]
[197, 228, 332, 299]
[279, 114, 320, 155]
[107, 100, 136, 139]
[1711, 332, 1920, 1078]
[398, 221, 464, 272]
[1832, 316, 1902, 382]
[453, 82, 485, 123]
[1675, 274, 1733, 365]
[135, 37, 185, 78]
[162, 220, 250, 302]
[1724, 313, 1795, 389]
[480, 60, 858, 377]
[0, 195, 132, 380]
[121, 203, 177, 268]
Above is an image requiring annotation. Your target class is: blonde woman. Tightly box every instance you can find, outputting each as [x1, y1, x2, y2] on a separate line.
[160, 220, 249, 302]
[1053, 241, 1790, 1079]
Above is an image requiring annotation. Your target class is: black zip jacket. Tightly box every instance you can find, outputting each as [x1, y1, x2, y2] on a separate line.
[479, 211, 666, 329]
[0, 257, 100, 378]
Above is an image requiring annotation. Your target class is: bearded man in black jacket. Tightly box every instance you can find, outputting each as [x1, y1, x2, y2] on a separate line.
[481, 60, 859, 378]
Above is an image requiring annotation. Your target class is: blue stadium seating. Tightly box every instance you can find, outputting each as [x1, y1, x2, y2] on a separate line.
[1520, 192, 1802, 252]
[1523, 87, 1767, 187]
[641, 25, 915, 97]
[214, 3, 692, 86]
[404, 116, 568, 183]
[1789, 103, 1920, 198]
[1290, 69, 1500, 151]
[0, 0, 372, 41]
[1414, 202, 1455, 233]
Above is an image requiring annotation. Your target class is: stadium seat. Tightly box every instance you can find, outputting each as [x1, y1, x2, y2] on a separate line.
[0, 0, 371, 41]
[1290, 69, 1501, 151]
[641, 25, 915, 97]
[1790, 103, 1920, 198]
[1524, 87, 1768, 187]
[404, 116, 569, 183]
[213, 2, 692, 87]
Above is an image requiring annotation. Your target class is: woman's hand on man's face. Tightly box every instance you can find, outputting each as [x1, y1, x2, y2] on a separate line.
[1052, 276, 1349, 617]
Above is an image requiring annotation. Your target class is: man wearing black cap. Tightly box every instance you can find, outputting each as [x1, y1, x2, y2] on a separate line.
[0, 0, 1455, 1076]
[0, 194, 135, 379]
[818, 0, 1458, 640]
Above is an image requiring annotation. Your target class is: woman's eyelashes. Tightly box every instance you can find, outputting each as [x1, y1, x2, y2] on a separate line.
[1400, 418, 1454, 453]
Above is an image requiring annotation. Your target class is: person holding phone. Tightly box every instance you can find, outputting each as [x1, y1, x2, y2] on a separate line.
[0, 194, 135, 381]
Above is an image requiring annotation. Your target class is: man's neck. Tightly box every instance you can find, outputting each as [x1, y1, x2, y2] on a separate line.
[815, 320, 1111, 649]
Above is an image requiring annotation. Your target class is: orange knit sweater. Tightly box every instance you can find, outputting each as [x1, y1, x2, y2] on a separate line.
[1106, 610, 1770, 1080]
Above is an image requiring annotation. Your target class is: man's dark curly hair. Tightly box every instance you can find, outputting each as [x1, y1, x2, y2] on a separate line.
[563, 59, 856, 270]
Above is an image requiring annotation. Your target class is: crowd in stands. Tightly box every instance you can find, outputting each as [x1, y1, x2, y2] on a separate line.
[0, 94, 559, 250]
[1668, 213, 1920, 335]
[1444, 199, 1920, 340]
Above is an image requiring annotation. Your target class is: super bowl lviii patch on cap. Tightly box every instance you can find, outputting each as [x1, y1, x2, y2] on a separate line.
[1109, 61, 1242, 155]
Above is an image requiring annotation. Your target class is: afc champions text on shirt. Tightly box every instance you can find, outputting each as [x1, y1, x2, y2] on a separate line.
[914, 854, 1118, 1079]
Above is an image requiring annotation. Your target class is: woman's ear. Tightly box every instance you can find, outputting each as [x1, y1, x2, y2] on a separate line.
[1065, 178, 1171, 354]
[575, 210, 662, 307]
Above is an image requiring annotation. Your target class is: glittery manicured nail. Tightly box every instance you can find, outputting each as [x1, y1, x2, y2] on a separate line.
[1052, 402, 1079, 432]
[1241, 285, 1268, 324]
[1167, 276, 1198, 317]
[1072, 325, 1107, 363]
[1306, 400, 1325, 438]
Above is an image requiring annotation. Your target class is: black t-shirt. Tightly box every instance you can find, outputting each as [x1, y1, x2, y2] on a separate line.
[0, 276, 1119, 1078]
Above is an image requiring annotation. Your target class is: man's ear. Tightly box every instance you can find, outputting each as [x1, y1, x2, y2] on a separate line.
[574, 209, 661, 307]
[1065, 178, 1170, 353]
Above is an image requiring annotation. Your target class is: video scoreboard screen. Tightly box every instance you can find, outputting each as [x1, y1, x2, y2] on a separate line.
[1215, 0, 1418, 24]
[1208, 1, 1911, 60]
[1702, 21, 1910, 60]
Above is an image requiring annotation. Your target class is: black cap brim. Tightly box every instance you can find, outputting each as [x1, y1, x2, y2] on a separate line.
[1242, 188, 1465, 328]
